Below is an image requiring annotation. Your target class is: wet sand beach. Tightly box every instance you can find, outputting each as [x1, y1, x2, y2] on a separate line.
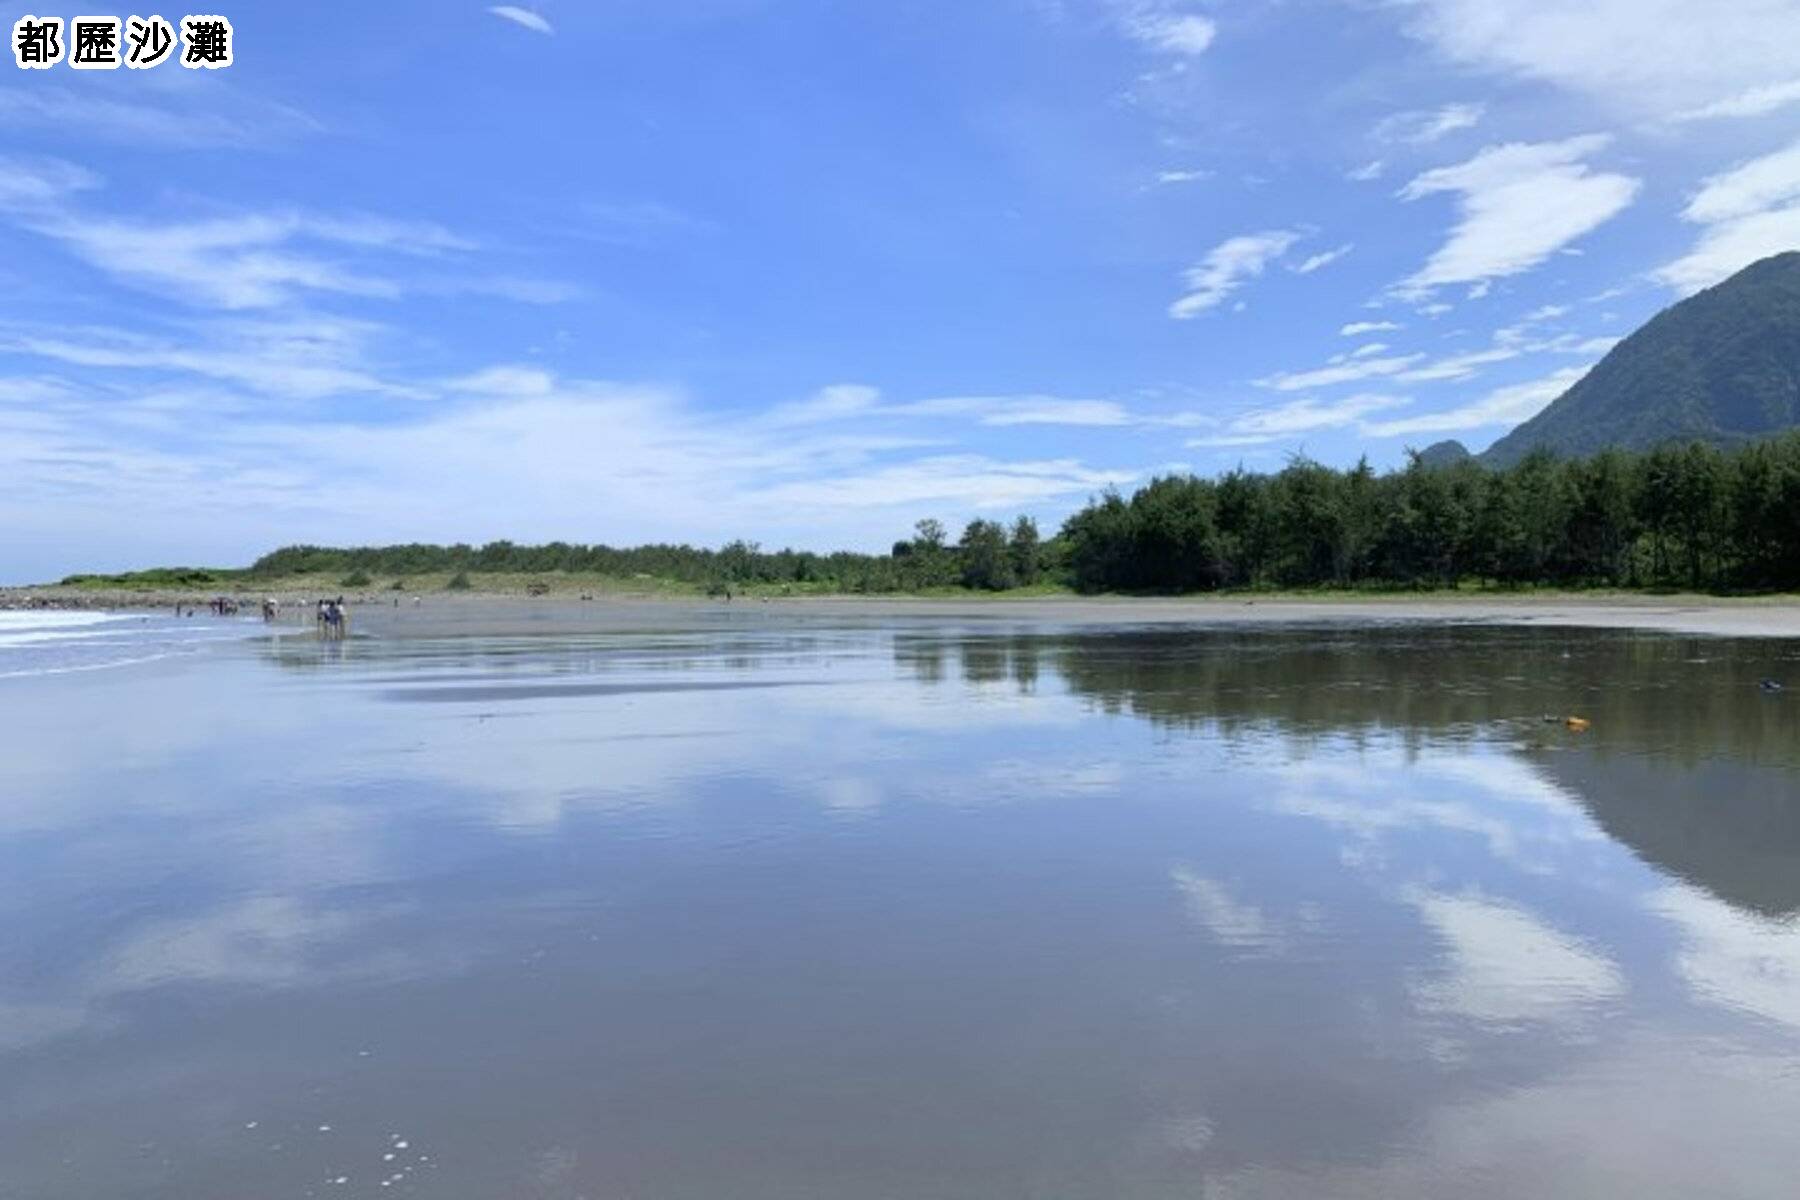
[9, 587, 1800, 639]
[3, 599, 1800, 1198]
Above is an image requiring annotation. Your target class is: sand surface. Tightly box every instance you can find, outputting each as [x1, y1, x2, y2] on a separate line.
[24, 591, 1783, 639]
[11, 585, 1800, 637]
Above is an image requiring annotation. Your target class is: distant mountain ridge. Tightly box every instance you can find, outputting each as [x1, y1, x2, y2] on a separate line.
[1480, 251, 1800, 467]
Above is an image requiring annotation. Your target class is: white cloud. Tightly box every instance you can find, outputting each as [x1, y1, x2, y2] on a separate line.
[0, 364, 1142, 566]
[1674, 79, 1800, 122]
[762, 388, 1208, 430]
[1348, 159, 1386, 182]
[1397, 345, 1521, 382]
[1189, 393, 1409, 445]
[565, 199, 718, 246]
[1408, 889, 1625, 1026]
[1261, 753, 1603, 872]
[1169, 230, 1301, 318]
[1154, 168, 1211, 185]
[1349, 342, 1390, 358]
[1658, 137, 1800, 293]
[1, 179, 591, 314]
[1184, 433, 1280, 448]
[488, 5, 554, 34]
[1682, 139, 1800, 223]
[765, 383, 885, 426]
[1373, 102, 1484, 145]
[2, 316, 415, 401]
[1364, 365, 1589, 436]
[1395, 136, 1639, 298]
[24, 210, 475, 309]
[1119, 8, 1217, 55]
[751, 453, 1133, 512]
[0, 85, 320, 148]
[1392, 0, 1800, 116]
[447, 364, 558, 397]
[1257, 353, 1424, 392]
[1292, 243, 1354, 274]
[0, 155, 99, 209]
[1341, 320, 1402, 336]
[1657, 208, 1800, 295]
[1171, 869, 1286, 952]
[1652, 883, 1800, 1030]
[938, 397, 1137, 426]
[1197, 1034, 1800, 1198]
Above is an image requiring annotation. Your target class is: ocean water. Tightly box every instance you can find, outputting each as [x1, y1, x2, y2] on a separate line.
[0, 609, 250, 679]
[2, 608, 1799, 1198]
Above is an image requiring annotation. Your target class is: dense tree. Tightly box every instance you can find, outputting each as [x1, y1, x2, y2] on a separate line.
[1009, 516, 1042, 585]
[1059, 433, 1800, 594]
[219, 434, 1800, 597]
[959, 520, 1016, 590]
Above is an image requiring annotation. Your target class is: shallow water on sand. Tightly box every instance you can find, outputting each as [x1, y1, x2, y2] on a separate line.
[3, 610, 1800, 1199]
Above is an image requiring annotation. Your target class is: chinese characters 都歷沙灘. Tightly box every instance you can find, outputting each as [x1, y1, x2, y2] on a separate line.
[11, 13, 230, 69]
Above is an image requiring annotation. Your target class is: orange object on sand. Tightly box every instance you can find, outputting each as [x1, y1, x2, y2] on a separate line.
[1565, 716, 1591, 732]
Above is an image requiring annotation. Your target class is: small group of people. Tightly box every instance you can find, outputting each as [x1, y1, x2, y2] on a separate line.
[208, 596, 239, 616]
[315, 596, 350, 639]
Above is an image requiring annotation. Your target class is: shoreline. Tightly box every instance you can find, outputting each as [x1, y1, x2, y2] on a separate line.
[8, 585, 1800, 638]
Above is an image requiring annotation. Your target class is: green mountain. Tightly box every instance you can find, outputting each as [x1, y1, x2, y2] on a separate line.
[1413, 439, 1472, 468]
[1481, 250, 1800, 467]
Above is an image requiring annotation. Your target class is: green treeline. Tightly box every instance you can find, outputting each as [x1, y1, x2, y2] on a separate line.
[106, 435, 1800, 595]
[240, 515, 1050, 593]
[1063, 438, 1800, 592]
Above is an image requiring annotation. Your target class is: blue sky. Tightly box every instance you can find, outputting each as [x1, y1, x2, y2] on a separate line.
[4, 0, 1800, 579]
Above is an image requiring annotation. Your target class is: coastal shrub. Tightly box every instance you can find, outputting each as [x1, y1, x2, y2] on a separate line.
[446, 571, 472, 591]
[341, 569, 373, 587]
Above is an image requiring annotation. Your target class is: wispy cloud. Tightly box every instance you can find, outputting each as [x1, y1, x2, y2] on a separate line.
[1114, 3, 1217, 55]
[0, 363, 1144, 570]
[1396, 345, 1520, 382]
[1394, 136, 1639, 298]
[1407, 888, 1624, 1025]
[560, 199, 718, 247]
[1373, 102, 1484, 145]
[764, 383, 885, 426]
[488, 5, 554, 35]
[898, 395, 1141, 427]
[1, 315, 417, 401]
[1347, 159, 1386, 182]
[1680, 139, 1800, 223]
[30, 212, 440, 309]
[1257, 353, 1425, 392]
[1393, 0, 1800, 117]
[1673, 79, 1800, 123]
[0, 155, 99, 209]
[1657, 136, 1800, 293]
[1171, 869, 1288, 952]
[0, 164, 585, 313]
[1363, 365, 1589, 436]
[766, 386, 1215, 431]
[1292, 243, 1353, 274]
[1340, 320, 1402, 336]
[1169, 230, 1300, 318]
[0, 85, 320, 149]
[1189, 393, 1410, 445]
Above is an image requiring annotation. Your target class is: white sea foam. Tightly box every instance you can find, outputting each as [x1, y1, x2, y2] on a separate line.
[0, 610, 136, 633]
[0, 611, 238, 678]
